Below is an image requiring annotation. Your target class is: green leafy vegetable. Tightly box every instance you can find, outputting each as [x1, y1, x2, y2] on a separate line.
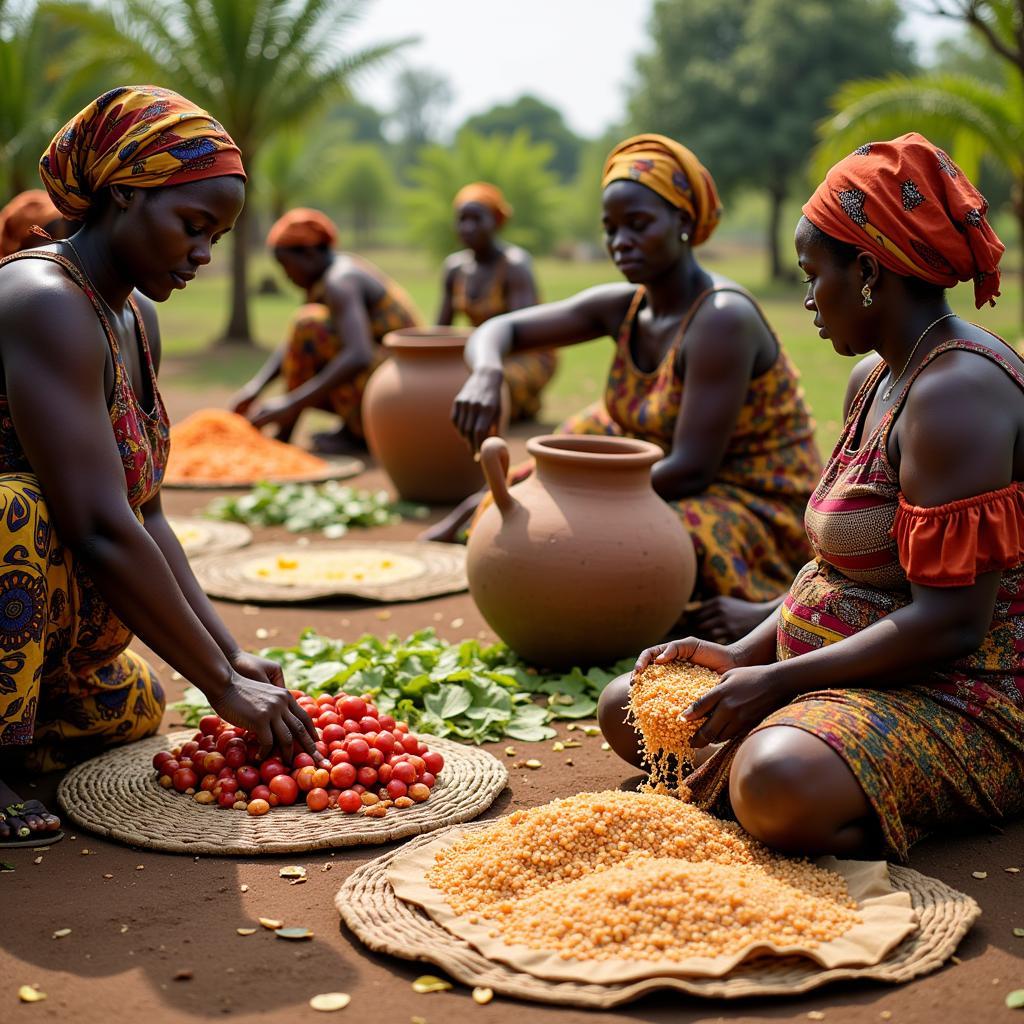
[171, 628, 632, 744]
[205, 481, 428, 536]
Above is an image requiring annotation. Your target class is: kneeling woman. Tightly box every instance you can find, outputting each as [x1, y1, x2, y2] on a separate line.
[0, 87, 320, 845]
[232, 209, 421, 453]
[450, 135, 821, 630]
[602, 133, 1024, 861]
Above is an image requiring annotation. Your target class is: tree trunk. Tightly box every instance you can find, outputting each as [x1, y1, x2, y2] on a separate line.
[220, 200, 254, 346]
[767, 183, 793, 283]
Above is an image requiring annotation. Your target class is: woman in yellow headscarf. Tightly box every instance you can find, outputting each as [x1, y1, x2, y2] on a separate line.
[444, 134, 822, 640]
[436, 182, 556, 421]
[0, 86, 321, 847]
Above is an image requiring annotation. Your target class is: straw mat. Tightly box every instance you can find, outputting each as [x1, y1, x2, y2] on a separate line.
[167, 516, 253, 557]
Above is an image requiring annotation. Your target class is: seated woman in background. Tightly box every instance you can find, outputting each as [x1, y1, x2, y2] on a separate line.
[437, 182, 556, 421]
[0, 189, 72, 256]
[231, 208, 422, 453]
[444, 135, 821, 640]
[605, 133, 1024, 861]
[0, 86, 320, 846]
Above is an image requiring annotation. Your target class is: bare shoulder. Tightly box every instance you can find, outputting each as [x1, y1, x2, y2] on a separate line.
[502, 244, 533, 268]
[443, 249, 472, 272]
[686, 278, 770, 357]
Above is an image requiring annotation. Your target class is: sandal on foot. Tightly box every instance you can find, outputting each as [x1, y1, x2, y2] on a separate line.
[0, 802, 64, 848]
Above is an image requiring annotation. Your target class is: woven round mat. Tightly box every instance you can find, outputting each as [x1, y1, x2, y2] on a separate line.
[167, 516, 253, 557]
[336, 822, 980, 1007]
[162, 454, 365, 490]
[190, 540, 467, 603]
[57, 732, 507, 856]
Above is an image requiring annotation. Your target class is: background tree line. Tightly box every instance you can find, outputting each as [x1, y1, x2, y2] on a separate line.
[2, 0, 1020, 343]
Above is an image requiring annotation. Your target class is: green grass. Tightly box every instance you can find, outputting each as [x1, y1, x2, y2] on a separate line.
[160, 243, 1023, 455]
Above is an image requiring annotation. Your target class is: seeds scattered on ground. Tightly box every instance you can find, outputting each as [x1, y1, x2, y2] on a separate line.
[236, 928, 257, 936]
[239, 884, 249, 892]
[412, 975, 452, 994]
[136, 864, 144, 870]
[880, 1013, 892, 1021]
[450, 618, 464, 629]
[52, 928, 71, 939]
[18, 985, 46, 1002]
[309, 992, 352, 1012]
[1006, 867, 1020, 874]
[255, 627, 270, 640]
[33, 856, 42, 865]
[279, 865, 306, 880]
[275, 927, 314, 941]
[322, 863, 333, 872]
[375, 610, 392, 621]
[120, 925, 129, 934]
[1013, 928, 1024, 938]
[258, 917, 283, 930]
[552, 741, 565, 752]
[951, 955, 963, 964]
[173, 969, 193, 981]
[565, 758, 574, 766]
[524, 759, 542, 769]
[600, 741, 611, 751]
[471, 987, 493, 1005]
[80, 848, 93, 855]
[972, 871, 988, 879]
[103, 873, 113, 879]
[808, 1013, 826, 1021]
[1006, 989, 1024, 1009]
[504, 746, 516, 756]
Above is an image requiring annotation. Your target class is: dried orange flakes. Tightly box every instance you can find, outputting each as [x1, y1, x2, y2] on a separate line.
[164, 410, 328, 485]
[628, 661, 720, 793]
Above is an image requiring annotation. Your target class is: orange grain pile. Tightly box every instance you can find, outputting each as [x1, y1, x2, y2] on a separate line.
[165, 410, 328, 484]
[628, 661, 721, 793]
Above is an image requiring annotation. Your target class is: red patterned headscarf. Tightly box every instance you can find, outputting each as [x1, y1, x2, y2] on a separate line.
[266, 208, 339, 249]
[602, 134, 722, 246]
[39, 85, 245, 221]
[453, 182, 513, 227]
[0, 190, 61, 256]
[803, 132, 1004, 308]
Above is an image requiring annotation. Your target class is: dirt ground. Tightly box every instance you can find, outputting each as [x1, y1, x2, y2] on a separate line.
[3, 383, 1022, 1024]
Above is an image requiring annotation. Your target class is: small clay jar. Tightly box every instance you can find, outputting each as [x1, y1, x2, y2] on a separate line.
[467, 434, 697, 668]
[362, 327, 505, 503]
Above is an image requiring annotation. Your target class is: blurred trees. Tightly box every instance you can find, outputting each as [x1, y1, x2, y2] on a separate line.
[390, 66, 453, 173]
[629, 0, 914, 280]
[56, 0, 410, 345]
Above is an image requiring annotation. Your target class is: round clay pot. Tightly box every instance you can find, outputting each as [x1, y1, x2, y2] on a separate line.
[467, 434, 697, 669]
[362, 327, 506, 504]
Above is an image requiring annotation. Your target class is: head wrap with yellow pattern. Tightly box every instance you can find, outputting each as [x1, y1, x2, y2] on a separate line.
[601, 133, 722, 246]
[39, 85, 245, 221]
[453, 182, 513, 227]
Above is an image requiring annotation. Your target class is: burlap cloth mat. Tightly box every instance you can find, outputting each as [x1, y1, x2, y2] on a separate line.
[190, 540, 467, 603]
[167, 516, 253, 557]
[336, 822, 980, 1007]
[162, 454, 365, 490]
[57, 732, 507, 855]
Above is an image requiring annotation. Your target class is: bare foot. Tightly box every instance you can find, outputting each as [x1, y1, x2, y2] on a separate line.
[690, 596, 783, 645]
[0, 778, 61, 844]
[310, 427, 367, 456]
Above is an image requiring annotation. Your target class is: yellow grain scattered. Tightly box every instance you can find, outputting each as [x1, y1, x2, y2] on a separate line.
[628, 661, 720, 794]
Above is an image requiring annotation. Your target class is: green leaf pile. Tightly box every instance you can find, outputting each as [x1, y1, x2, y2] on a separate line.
[205, 481, 428, 536]
[172, 628, 631, 744]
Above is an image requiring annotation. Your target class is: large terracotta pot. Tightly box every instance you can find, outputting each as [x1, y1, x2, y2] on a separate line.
[362, 327, 506, 504]
[467, 434, 697, 669]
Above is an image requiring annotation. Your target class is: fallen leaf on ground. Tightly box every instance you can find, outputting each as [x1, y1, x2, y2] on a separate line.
[412, 975, 452, 994]
[309, 992, 351, 1012]
[279, 865, 307, 880]
[52, 928, 71, 939]
[236, 928, 257, 936]
[258, 917, 283, 930]
[472, 987, 493, 1004]
[18, 985, 46, 1002]
[275, 927, 313, 941]
[0, 862, 15, 872]
[972, 871, 988, 879]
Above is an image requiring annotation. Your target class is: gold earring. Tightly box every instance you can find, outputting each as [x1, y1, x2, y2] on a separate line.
[861, 284, 872, 307]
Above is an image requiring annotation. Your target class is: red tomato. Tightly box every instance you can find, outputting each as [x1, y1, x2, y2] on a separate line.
[401, 734, 419, 754]
[337, 789, 362, 814]
[422, 751, 444, 775]
[152, 751, 174, 771]
[162, 759, 180, 775]
[386, 779, 407, 800]
[315, 694, 337, 707]
[259, 760, 287, 784]
[338, 696, 366, 721]
[199, 736, 217, 752]
[269, 774, 299, 806]
[315, 740, 328, 757]
[219, 778, 239, 795]
[321, 723, 346, 744]
[311, 767, 331, 789]
[378, 715, 396, 731]
[247, 798, 270, 816]
[364, 748, 384, 770]
[249, 784, 272, 803]
[306, 787, 329, 812]
[356, 766, 378, 787]
[215, 731, 237, 753]
[224, 746, 247, 770]
[359, 716, 380, 734]
[295, 766, 318, 792]
[329, 748, 351, 765]
[420, 771, 436, 789]
[173, 768, 198, 792]
[342, 719, 361, 735]
[373, 731, 395, 755]
[394, 722, 409, 734]
[217, 766, 235, 780]
[392, 762, 417, 786]
[346, 738, 370, 764]
[408, 783, 430, 803]
[377, 763, 393, 785]
[236, 766, 260, 791]
[200, 774, 218, 792]
[199, 714, 222, 735]
[204, 752, 227, 775]
[292, 752, 315, 770]
[317, 710, 340, 727]
[407, 755, 426, 776]
[190, 751, 208, 774]
[217, 790, 238, 809]
[330, 762, 357, 789]
[180, 740, 199, 758]
[352, 784, 366, 795]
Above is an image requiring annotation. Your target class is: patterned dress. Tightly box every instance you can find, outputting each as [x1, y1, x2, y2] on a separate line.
[555, 286, 821, 602]
[688, 340, 1024, 860]
[0, 251, 167, 771]
[451, 253, 557, 421]
[281, 256, 422, 439]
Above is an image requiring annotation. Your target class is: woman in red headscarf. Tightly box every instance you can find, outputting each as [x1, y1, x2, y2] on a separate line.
[0, 190, 72, 256]
[618, 133, 1024, 861]
[0, 87, 321, 846]
[230, 208, 421, 453]
[436, 182, 556, 421]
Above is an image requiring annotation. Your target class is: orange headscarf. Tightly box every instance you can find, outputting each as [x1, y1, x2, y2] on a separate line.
[803, 132, 1004, 308]
[453, 182, 512, 227]
[266, 208, 339, 249]
[601, 134, 722, 246]
[39, 85, 245, 221]
[0, 190, 61, 257]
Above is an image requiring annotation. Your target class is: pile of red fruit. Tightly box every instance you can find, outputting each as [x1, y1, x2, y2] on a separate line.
[152, 689, 444, 818]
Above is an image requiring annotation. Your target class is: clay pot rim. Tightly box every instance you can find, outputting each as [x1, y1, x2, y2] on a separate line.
[525, 433, 663, 468]
[383, 326, 473, 351]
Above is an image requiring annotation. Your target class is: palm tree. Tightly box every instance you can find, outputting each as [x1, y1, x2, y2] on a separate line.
[53, 0, 411, 345]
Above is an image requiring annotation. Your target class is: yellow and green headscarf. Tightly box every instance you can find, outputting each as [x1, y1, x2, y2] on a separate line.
[39, 85, 245, 221]
[602, 133, 722, 246]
